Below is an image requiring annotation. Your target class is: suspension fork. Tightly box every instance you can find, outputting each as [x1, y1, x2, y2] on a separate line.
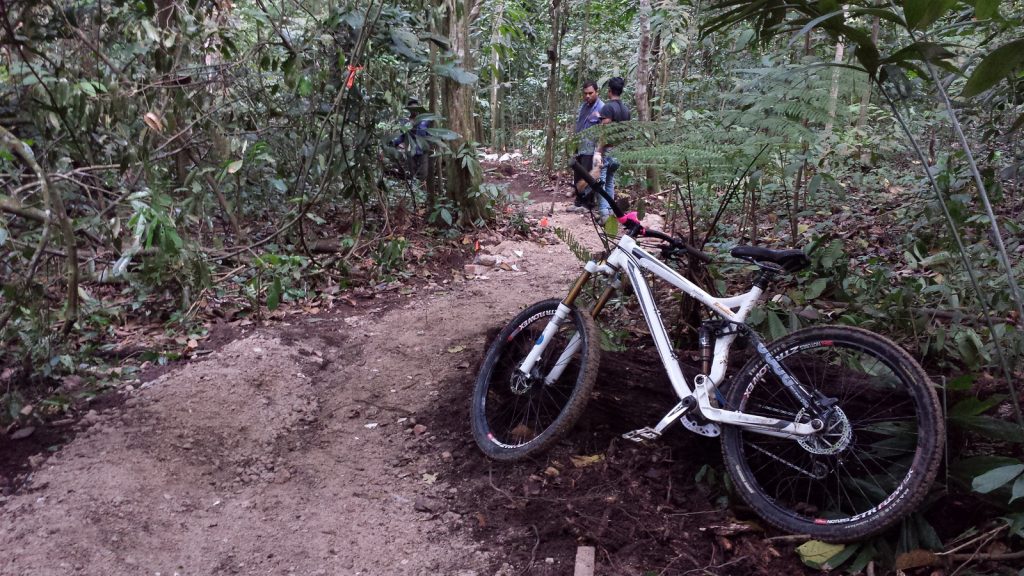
[538, 269, 622, 385]
[743, 327, 835, 416]
[517, 269, 593, 377]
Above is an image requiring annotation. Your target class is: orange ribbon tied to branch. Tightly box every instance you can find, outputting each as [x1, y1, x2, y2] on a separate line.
[345, 64, 364, 89]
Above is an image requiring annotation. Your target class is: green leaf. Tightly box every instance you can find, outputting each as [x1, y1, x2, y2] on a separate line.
[804, 278, 828, 300]
[882, 41, 956, 66]
[913, 513, 943, 550]
[956, 416, 1024, 443]
[903, 0, 957, 30]
[796, 540, 845, 569]
[946, 374, 975, 391]
[823, 543, 860, 570]
[1005, 513, 1024, 538]
[342, 10, 365, 29]
[962, 39, 1024, 97]
[425, 128, 461, 141]
[948, 395, 1004, 418]
[788, 10, 845, 48]
[142, 19, 161, 43]
[768, 310, 787, 341]
[390, 29, 425, 62]
[77, 81, 97, 97]
[952, 456, 1021, 484]
[847, 542, 876, 574]
[267, 277, 282, 311]
[974, 0, 1000, 19]
[604, 216, 619, 237]
[1011, 475, 1024, 503]
[973, 464, 1024, 494]
[226, 159, 244, 174]
[297, 77, 313, 97]
[434, 64, 478, 85]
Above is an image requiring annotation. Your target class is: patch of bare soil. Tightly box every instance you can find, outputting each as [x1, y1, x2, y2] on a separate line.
[429, 347, 801, 576]
[0, 161, 808, 576]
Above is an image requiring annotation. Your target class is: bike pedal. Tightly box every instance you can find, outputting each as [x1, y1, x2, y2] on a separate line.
[622, 427, 661, 442]
[680, 415, 721, 437]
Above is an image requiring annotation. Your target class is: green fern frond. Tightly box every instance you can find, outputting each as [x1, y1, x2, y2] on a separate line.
[573, 62, 867, 190]
[554, 227, 593, 264]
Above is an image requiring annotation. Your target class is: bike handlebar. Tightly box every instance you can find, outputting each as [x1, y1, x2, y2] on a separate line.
[570, 160, 711, 264]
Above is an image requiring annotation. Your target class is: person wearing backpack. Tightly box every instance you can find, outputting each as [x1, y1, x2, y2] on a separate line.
[593, 77, 630, 221]
[391, 98, 431, 179]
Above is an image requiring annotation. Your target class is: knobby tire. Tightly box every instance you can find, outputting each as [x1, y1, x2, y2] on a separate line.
[721, 325, 944, 542]
[471, 299, 600, 461]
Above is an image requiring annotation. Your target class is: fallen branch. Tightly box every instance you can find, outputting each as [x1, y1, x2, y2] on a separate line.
[0, 195, 51, 223]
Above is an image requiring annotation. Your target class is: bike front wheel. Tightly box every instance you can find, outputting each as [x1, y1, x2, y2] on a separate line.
[471, 299, 600, 461]
[721, 325, 944, 542]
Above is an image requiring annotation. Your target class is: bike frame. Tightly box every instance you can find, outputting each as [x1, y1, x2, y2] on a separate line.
[518, 233, 819, 439]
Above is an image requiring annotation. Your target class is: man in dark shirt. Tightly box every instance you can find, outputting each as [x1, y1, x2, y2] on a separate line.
[593, 77, 630, 220]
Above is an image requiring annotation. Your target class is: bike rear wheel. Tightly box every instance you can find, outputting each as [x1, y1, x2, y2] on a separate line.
[471, 299, 600, 461]
[721, 326, 944, 541]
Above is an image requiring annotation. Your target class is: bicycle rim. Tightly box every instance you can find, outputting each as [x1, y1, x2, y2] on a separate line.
[475, 301, 597, 457]
[724, 328, 941, 539]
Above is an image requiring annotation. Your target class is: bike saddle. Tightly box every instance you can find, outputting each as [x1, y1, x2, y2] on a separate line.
[731, 246, 810, 273]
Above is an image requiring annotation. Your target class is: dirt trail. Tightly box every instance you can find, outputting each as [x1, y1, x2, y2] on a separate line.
[0, 170, 608, 575]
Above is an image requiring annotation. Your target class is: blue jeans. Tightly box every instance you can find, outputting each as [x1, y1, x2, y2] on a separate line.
[598, 154, 619, 218]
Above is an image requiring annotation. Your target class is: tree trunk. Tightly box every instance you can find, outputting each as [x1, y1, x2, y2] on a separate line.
[856, 9, 880, 167]
[489, 0, 506, 150]
[680, 0, 700, 78]
[822, 37, 846, 142]
[635, 0, 659, 193]
[443, 0, 485, 224]
[576, 0, 591, 91]
[679, 0, 700, 111]
[427, 7, 440, 209]
[543, 0, 563, 173]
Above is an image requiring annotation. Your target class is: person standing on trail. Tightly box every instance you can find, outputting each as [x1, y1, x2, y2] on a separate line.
[572, 81, 603, 203]
[391, 98, 431, 179]
[594, 76, 631, 221]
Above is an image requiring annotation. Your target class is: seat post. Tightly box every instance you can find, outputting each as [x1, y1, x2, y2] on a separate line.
[753, 267, 779, 290]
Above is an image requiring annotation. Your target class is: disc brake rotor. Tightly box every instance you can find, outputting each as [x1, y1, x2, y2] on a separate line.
[510, 370, 533, 395]
[797, 407, 853, 455]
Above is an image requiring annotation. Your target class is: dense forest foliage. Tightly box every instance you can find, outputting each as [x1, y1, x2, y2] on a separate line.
[2, 0, 1023, 568]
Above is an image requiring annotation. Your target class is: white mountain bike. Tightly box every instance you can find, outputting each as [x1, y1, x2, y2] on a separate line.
[470, 164, 944, 542]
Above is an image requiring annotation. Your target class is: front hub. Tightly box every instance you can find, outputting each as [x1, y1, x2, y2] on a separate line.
[510, 371, 534, 395]
[797, 407, 853, 455]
